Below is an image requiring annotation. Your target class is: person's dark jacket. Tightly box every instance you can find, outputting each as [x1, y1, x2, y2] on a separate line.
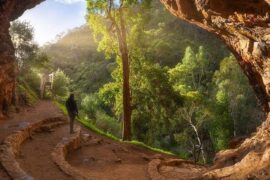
[65, 95, 78, 117]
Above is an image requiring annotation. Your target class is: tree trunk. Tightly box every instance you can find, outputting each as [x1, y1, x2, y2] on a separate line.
[189, 120, 206, 163]
[96, 0, 132, 141]
[118, 7, 132, 141]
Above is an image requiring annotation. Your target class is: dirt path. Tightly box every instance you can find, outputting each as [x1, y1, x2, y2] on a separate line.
[17, 125, 73, 180]
[0, 101, 64, 179]
[67, 128, 207, 180]
[67, 129, 155, 180]
[0, 101, 156, 180]
[0, 100, 205, 179]
[0, 101, 63, 143]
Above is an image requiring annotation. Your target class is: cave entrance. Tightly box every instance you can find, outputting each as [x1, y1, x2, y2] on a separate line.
[7, 0, 268, 163]
[0, 0, 269, 178]
[1, 1, 270, 173]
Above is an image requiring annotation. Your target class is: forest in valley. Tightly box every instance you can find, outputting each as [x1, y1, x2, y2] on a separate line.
[11, 1, 265, 164]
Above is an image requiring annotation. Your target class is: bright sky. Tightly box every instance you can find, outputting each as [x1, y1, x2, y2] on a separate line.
[18, 0, 87, 46]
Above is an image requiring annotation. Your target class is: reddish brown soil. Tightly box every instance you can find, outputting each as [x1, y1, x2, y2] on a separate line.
[0, 100, 202, 179]
[0, 101, 63, 179]
[0, 101, 165, 179]
[67, 129, 158, 180]
[0, 101, 63, 143]
[17, 125, 73, 180]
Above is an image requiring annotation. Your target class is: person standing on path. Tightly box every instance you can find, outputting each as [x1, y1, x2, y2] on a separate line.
[65, 93, 78, 134]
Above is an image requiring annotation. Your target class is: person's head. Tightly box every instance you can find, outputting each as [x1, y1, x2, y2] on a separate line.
[69, 93, 74, 100]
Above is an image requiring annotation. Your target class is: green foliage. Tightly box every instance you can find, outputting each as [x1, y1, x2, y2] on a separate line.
[95, 111, 121, 137]
[82, 0, 260, 163]
[55, 102, 175, 156]
[98, 82, 121, 114]
[75, 109, 177, 156]
[81, 93, 121, 137]
[79, 115, 120, 141]
[10, 20, 37, 68]
[128, 140, 177, 156]
[19, 69, 40, 95]
[10, 20, 52, 105]
[45, 1, 263, 164]
[17, 80, 39, 105]
[54, 100, 68, 115]
[210, 55, 263, 150]
[81, 94, 101, 119]
[10, 21, 50, 72]
[43, 26, 112, 96]
[169, 46, 213, 93]
[131, 59, 182, 146]
[167, 46, 215, 162]
[52, 69, 70, 97]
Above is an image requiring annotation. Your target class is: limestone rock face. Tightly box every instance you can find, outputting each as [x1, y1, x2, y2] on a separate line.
[0, 0, 43, 118]
[0, 11, 16, 119]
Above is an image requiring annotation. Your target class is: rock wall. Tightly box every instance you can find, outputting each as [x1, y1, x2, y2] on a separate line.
[0, 14, 16, 119]
[0, 0, 43, 119]
[160, 0, 270, 112]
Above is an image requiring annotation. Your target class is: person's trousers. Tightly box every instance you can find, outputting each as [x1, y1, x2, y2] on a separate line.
[69, 114, 75, 134]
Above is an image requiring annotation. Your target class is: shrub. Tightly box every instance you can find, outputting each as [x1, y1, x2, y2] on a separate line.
[81, 94, 100, 119]
[52, 69, 70, 97]
[95, 111, 121, 137]
[17, 81, 39, 105]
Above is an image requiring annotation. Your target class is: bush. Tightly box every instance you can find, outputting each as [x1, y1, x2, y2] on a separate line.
[25, 71, 40, 94]
[95, 111, 121, 137]
[81, 94, 101, 119]
[52, 69, 70, 97]
[81, 93, 121, 137]
[17, 81, 39, 105]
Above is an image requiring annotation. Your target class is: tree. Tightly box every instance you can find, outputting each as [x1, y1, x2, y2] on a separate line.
[131, 59, 182, 146]
[169, 46, 214, 163]
[10, 20, 38, 72]
[87, 0, 150, 140]
[42, 26, 113, 98]
[10, 20, 50, 104]
[52, 69, 70, 97]
[212, 55, 264, 141]
[175, 94, 209, 163]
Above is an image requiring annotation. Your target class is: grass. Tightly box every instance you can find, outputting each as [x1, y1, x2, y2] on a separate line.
[54, 100, 119, 141]
[78, 116, 119, 141]
[54, 100, 68, 115]
[54, 100, 178, 157]
[128, 140, 176, 156]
